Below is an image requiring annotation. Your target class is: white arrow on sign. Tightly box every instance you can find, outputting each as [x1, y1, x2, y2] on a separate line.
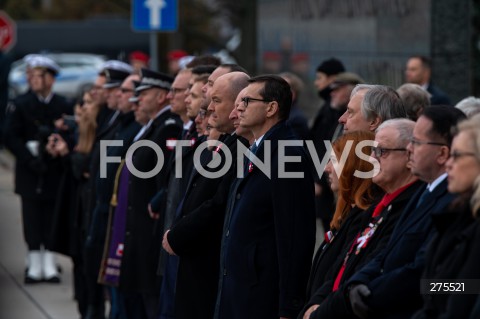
[144, 0, 167, 29]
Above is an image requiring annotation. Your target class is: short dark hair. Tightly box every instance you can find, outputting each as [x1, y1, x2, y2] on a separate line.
[191, 64, 217, 76]
[410, 55, 431, 69]
[248, 74, 292, 121]
[421, 105, 466, 146]
[186, 55, 221, 68]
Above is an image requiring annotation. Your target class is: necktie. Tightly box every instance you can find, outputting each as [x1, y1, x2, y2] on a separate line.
[416, 187, 431, 208]
[250, 142, 259, 156]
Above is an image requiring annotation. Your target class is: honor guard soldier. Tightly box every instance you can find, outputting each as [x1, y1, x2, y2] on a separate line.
[5, 55, 74, 284]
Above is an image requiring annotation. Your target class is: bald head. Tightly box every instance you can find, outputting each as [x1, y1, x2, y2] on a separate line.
[208, 72, 250, 133]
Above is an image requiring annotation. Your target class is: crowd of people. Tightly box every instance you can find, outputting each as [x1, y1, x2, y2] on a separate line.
[3, 50, 480, 319]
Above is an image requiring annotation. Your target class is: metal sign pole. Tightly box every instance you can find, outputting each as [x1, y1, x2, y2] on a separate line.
[150, 31, 158, 71]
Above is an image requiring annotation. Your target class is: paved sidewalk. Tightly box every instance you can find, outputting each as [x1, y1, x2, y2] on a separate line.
[0, 150, 79, 319]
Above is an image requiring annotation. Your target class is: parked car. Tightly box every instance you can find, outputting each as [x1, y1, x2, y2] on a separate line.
[8, 52, 107, 100]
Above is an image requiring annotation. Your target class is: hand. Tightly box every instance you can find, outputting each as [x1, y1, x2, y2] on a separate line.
[46, 134, 69, 157]
[162, 230, 176, 256]
[28, 158, 47, 175]
[314, 182, 322, 196]
[46, 135, 57, 157]
[349, 284, 371, 319]
[53, 134, 69, 156]
[303, 304, 319, 319]
[148, 203, 160, 220]
[54, 117, 68, 131]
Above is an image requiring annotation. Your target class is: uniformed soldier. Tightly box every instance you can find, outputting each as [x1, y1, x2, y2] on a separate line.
[118, 68, 182, 319]
[4, 55, 74, 284]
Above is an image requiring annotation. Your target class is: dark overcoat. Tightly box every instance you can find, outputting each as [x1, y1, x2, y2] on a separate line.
[412, 200, 480, 319]
[214, 121, 316, 319]
[306, 180, 424, 319]
[5, 92, 73, 199]
[348, 179, 455, 319]
[168, 133, 248, 319]
[119, 108, 182, 293]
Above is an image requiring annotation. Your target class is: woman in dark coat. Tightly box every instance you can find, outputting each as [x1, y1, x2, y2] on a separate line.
[412, 114, 480, 319]
[299, 130, 382, 318]
[47, 92, 100, 318]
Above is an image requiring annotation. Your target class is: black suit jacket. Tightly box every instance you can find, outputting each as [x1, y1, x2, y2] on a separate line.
[427, 83, 451, 105]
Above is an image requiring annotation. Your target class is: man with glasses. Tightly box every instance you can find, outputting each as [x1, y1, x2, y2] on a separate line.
[84, 65, 137, 318]
[94, 73, 142, 318]
[214, 75, 316, 319]
[118, 68, 182, 319]
[304, 119, 422, 319]
[345, 106, 465, 319]
[162, 71, 250, 319]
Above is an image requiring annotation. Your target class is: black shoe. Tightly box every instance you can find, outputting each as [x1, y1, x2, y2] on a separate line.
[84, 304, 105, 319]
[24, 274, 42, 284]
[44, 275, 61, 283]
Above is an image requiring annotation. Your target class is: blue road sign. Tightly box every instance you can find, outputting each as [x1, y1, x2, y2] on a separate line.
[132, 0, 177, 32]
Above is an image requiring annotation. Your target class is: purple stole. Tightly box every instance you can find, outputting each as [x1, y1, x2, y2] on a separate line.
[100, 163, 129, 286]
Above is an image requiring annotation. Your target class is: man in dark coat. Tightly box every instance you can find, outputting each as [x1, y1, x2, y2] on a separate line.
[81, 61, 136, 319]
[214, 75, 316, 319]
[346, 106, 465, 319]
[119, 68, 182, 319]
[5, 55, 73, 283]
[301, 119, 421, 319]
[162, 71, 250, 319]
[405, 55, 451, 105]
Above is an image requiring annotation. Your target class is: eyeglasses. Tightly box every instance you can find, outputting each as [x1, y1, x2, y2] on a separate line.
[120, 87, 134, 94]
[169, 87, 188, 95]
[241, 96, 271, 107]
[410, 137, 447, 147]
[449, 150, 476, 161]
[372, 146, 407, 158]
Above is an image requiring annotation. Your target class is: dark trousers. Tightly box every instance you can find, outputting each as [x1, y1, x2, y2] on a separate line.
[123, 291, 159, 319]
[73, 254, 88, 318]
[21, 197, 55, 250]
[84, 242, 106, 310]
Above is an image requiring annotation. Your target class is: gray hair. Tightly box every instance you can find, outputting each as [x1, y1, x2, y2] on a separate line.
[350, 84, 375, 100]
[456, 113, 480, 216]
[362, 85, 407, 122]
[396, 83, 431, 121]
[454, 96, 480, 118]
[376, 118, 415, 147]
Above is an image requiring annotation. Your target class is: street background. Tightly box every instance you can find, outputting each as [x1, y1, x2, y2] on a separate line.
[0, 150, 78, 319]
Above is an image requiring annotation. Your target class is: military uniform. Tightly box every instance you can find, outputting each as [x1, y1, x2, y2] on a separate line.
[4, 55, 73, 283]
